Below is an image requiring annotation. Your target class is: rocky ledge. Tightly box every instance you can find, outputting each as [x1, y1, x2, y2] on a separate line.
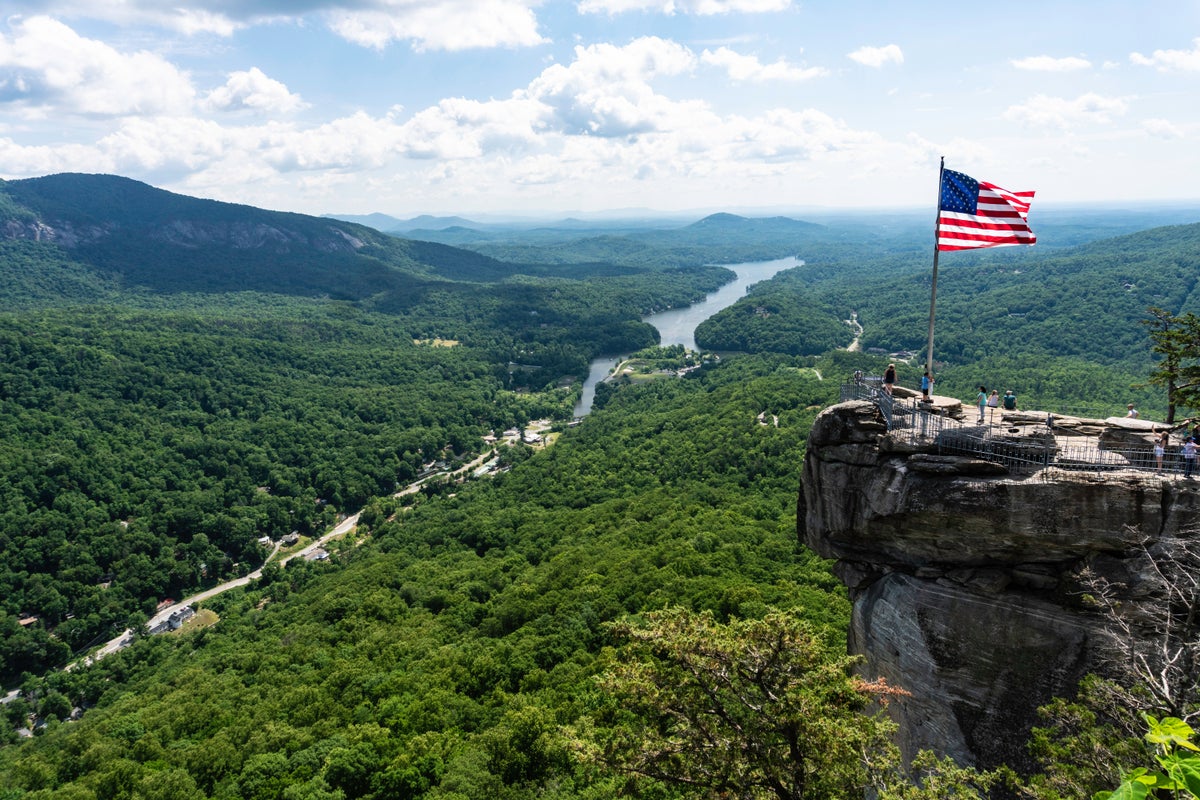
[799, 400, 1200, 772]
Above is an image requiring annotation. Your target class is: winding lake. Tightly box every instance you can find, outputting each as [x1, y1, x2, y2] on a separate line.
[573, 256, 802, 417]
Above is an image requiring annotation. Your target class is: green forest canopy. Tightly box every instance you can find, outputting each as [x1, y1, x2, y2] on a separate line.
[3, 176, 1200, 797]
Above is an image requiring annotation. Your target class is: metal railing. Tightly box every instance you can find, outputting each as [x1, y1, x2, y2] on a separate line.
[840, 377, 1189, 479]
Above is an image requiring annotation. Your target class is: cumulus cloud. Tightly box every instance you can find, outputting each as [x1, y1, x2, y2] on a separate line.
[203, 68, 307, 114]
[327, 0, 547, 51]
[97, 115, 228, 173]
[5, 1, 547, 50]
[1131, 37, 1200, 71]
[0, 16, 195, 118]
[1142, 118, 1184, 139]
[1003, 92, 1129, 129]
[3, 1, 249, 35]
[701, 47, 827, 81]
[0, 29, 901, 212]
[721, 108, 882, 161]
[398, 95, 545, 159]
[0, 137, 107, 177]
[1010, 55, 1091, 71]
[847, 44, 903, 68]
[259, 112, 404, 170]
[577, 0, 791, 15]
[525, 37, 701, 137]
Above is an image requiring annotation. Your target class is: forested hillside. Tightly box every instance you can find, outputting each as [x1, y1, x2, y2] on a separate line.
[0, 176, 728, 683]
[3, 177, 1199, 799]
[697, 220, 1200, 416]
[1, 353, 851, 798]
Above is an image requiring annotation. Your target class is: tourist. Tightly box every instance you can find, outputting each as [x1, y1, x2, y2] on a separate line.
[975, 385, 987, 423]
[987, 389, 1000, 422]
[1155, 432, 1168, 472]
[1184, 437, 1198, 478]
[883, 363, 896, 396]
[921, 371, 932, 402]
[1002, 390, 1017, 411]
[1126, 403, 1140, 419]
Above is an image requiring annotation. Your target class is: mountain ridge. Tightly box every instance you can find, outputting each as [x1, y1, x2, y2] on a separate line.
[0, 173, 527, 299]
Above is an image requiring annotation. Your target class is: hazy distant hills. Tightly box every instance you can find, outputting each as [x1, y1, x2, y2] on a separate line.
[0, 175, 859, 306]
[11, 173, 1195, 320]
[0, 174, 527, 304]
[324, 211, 481, 232]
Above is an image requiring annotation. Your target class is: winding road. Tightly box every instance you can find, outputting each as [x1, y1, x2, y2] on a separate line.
[71, 437, 528, 670]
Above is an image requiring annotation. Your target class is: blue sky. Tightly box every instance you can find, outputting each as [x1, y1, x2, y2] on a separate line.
[1, 1, 1198, 218]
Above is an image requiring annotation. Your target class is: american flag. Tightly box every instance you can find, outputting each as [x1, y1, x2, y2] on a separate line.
[937, 169, 1036, 251]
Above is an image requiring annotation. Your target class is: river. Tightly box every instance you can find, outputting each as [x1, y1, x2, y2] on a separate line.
[573, 256, 802, 416]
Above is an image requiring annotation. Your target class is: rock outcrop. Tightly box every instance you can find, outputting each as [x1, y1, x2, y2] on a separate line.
[800, 401, 1200, 772]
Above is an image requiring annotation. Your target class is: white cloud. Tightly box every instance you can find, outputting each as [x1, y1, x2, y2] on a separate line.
[260, 113, 402, 170]
[1003, 93, 1129, 129]
[720, 108, 884, 161]
[0, 28, 928, 212]
[0, 137, 107, 176]
[0, 16, 195, 118]
[6, 1, 546, 50]
[525, 37, 701, 137]
[577, 0, 791, 15]
[203, 68, 307, 114]
[97, 116, 228, 173]
[1131, 37, 1200, 71]
[327, 0, 547, 51]
[1010, 55, 1091, 71]
[398, 95, 545, 158]
[1142, 118, 1184, 139]
[2, 2, 245, 35]
[847, 44, 903, 68]
[701, 47, 827, 82]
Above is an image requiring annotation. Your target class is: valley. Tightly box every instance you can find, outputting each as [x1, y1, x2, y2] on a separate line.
[1, 174, 1200, 798]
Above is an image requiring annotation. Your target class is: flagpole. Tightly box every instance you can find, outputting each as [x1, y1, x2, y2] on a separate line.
[925, 157, 944, 389]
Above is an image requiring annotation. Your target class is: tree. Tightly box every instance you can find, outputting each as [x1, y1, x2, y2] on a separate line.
[1025, 532, 1200, 798]
[1081, 533, 1200, 726]
[571, 607, 986, 800]
[1142, 307, 1200, 424]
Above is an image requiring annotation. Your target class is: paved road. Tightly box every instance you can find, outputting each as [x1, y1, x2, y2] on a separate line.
[68, 431, 549, 671]
[72, 512, 361, 669]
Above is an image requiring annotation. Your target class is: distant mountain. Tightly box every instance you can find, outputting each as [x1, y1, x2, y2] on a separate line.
[0, 174, 525, 304]
[324, 212, 481, 232]
[396, 214, 480, 232]
[674, 212, 826, 239]
[321, 211, 410, 230]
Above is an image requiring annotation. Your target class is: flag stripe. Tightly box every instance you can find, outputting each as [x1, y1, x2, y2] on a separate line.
[937, 169, 1036, 251]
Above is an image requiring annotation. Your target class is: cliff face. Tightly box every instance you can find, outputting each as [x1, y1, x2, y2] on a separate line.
[800, 401, 1199, 771]
[3, 214, 366, 254]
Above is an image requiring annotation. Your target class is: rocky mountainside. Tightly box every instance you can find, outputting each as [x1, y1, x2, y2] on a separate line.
[0, 173, 520, 299]
[799, 400, 1199, 772]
